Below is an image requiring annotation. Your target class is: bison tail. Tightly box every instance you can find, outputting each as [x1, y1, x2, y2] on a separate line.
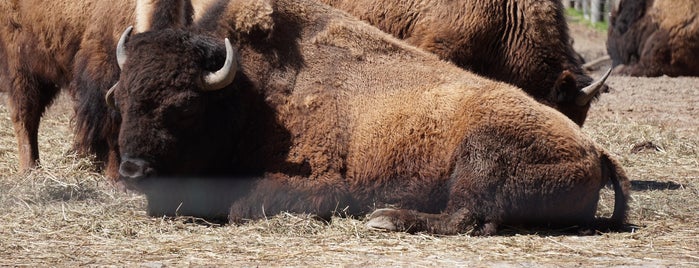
[601, 151, 631, 230]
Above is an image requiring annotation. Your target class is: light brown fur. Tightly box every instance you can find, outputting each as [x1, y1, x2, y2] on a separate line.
[0, 0, 211, 178]
[318, 0, 598, 126]
[0, 0, 99, 171]
[111, 0, 631, 234]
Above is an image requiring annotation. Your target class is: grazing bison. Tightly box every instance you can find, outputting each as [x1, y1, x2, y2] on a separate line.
[1, 0, 102, 172]
[110, 0, 630, 235]
[608, 0, 699, 77]
[0, 0, 205, 178]
[319, 0, 609, 126]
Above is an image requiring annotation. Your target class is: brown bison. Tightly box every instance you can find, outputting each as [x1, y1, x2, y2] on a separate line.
[319, 0, 609, 126]
[108, 0, 631, 235]
[0, 0, 205, 178]
[608, 0, 699, 76]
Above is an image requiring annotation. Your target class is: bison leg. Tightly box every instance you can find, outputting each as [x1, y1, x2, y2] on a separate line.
[366, 208, 498, 236]
[613, 31, 670, 77]
[105, 147, 121, 181]
[6, 77, 60, 171]
[69, 46, 122, 181]
[228, 173, 353, 224]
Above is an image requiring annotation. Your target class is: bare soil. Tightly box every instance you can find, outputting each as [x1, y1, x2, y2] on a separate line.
[0, 20, 697, 266]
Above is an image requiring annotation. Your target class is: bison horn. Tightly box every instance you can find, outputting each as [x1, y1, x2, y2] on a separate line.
[575, 67, 612, 106]
[116, 26, 133, 69]
[202, 38, 238, 91]
[105, 82, 118, 110]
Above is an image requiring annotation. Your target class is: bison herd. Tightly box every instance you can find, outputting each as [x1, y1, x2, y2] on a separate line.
[608, 0, 699, 77]
[2, 0, 693, 235]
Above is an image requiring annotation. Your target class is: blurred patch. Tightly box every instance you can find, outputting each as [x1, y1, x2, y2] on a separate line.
[630, 180, 683, 191]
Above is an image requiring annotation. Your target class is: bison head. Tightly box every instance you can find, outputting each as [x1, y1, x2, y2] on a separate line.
[550, 67, 612, 126]
[106, 26, 239, 187]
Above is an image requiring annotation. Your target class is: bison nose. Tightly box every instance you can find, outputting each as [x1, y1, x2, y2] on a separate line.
[119, 157, 155, 180]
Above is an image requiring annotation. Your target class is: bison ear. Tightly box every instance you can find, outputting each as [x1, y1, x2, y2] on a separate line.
[552, 70, 578, 103]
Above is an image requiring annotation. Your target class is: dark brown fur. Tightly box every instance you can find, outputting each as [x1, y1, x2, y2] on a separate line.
[320, 0, 599, 126]
[110, 0, 631, 235]
[0, 0, 201, 179]
[608, 0, 699, 76]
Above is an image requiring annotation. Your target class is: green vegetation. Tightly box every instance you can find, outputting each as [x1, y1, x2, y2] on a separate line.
[566, 8, 609, 32]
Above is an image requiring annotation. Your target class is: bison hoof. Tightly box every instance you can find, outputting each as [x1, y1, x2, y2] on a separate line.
[366, 208, 400, 231]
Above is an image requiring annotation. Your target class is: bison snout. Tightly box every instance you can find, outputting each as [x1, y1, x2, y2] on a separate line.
[119, 157, 155, 181]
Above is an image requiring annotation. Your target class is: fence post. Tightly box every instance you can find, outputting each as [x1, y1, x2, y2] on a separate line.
[566, 0, 610, 25]
[563, 0, 573, 9]
[591, 0, 601, 23]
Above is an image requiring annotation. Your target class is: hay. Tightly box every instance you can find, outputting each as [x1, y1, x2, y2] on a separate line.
[1, 33, 698, 267]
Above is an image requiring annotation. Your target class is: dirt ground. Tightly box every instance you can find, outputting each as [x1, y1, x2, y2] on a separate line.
[0, 19, 698, 266]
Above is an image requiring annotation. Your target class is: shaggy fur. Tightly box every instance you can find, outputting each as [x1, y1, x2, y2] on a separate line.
[319, 0, 598, 126]
[0, 0, 206, 178]
[109, 0, 631, 235]
[608, 0, 699, 77]
[0, 0, 94, 171]
[135, 0, 194, 33]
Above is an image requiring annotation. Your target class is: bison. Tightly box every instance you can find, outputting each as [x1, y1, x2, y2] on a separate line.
[0, 0, 206, 178]
[107, 0, 631, 235]
[607, 0, 699, 76]
[319, 0, 609, 126]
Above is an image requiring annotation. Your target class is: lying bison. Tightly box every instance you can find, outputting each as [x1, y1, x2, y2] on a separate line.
[608, 0, 699, 76]
[107, 0, 631, 235]
[319, 0, 609, 126]
[0, 0, 206, 178]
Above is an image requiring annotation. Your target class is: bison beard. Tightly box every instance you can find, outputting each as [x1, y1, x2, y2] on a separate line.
[107, 0, 631, 235]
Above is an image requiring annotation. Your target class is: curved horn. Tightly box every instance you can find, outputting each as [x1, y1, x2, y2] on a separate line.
[575, 67, 612, 106]
[116, 26, 134, 69]
[105, 82, 118, 110]
[202, 38, 238, 91]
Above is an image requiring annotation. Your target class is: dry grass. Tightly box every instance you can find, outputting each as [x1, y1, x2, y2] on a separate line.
[2, 80, 698, 267]
[2, 29, 699, 267]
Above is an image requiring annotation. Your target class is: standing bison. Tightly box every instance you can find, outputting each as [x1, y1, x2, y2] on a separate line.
[109, 0, 630, 235]
[608, 0, 699, 76]
[319, 0, 609, 126]
[0, 0, 202, 178]
[2, 1, 95, 172]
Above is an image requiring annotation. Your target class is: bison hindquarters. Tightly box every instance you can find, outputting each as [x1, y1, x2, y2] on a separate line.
[368, 131, 630, 236]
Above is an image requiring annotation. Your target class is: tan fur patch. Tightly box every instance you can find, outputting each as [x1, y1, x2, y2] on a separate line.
[226, 0, 274, 34]
[652, 0, 699, 31]
[311, 18, 434, 60]
[135, 0, 156, 32]
[192, 0, 218, 22]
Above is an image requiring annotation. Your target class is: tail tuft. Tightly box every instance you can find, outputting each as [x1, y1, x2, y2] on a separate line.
[600, 151, 631, 230]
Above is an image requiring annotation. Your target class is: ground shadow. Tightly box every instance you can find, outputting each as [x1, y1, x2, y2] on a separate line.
[490, 222, 642, 237]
